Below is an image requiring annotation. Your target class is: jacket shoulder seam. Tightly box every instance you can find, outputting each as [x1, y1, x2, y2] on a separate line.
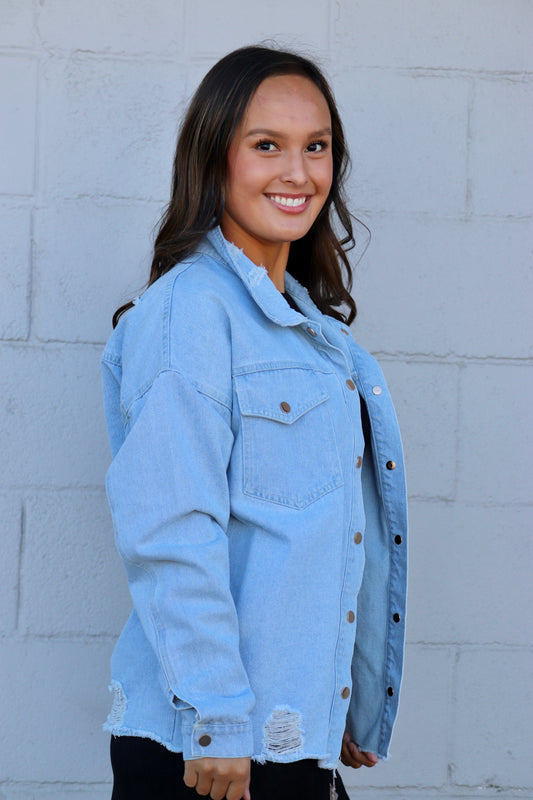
[123, 367, 232, 420]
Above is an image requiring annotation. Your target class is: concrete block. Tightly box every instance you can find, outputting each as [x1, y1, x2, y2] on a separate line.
[0, 493, 21, 633]
[20, 490, 131, 636]
[340, 645, 451, 788]
[353, 216, 533, 359]
[470, 79, 533, 217]
[0, 791, 110, 800]
[37, 0, 183, 54]
[33, 200, 158, 343]
[334, 0, 533, 72]
[407, 501, 533, 645]
[1, 792, 110, 800]
[38, 56, 185, 200]
[344, 793, 533, 799]
[0, 0, 35, 48]
[0, 639, 113, 781]
[0, 344, 109, 488]
[453, 648, 533, 787]
[0, 204, 31, 340]
[334, 71, 469, 215]
[0, 56, 37, 195]
[187, 0, 330, 58]
[378, 360, 459, 500]
[457, 364, 532, 504]
[452, 218, 532, 359]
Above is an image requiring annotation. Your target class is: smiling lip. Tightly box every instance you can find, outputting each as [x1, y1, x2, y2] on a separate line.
[265, 194, 311, 213]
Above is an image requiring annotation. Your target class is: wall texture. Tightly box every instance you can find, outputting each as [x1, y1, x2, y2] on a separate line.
[1, 1, 531, 798]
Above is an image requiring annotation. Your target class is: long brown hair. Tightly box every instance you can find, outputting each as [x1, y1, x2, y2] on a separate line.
[113, 45, 358, 328]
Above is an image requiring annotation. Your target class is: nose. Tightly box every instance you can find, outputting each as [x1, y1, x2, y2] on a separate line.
[281, 150, 308, 187]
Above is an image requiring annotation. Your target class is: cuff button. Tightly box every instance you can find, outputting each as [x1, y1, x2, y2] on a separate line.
[198, 734, 212, 747]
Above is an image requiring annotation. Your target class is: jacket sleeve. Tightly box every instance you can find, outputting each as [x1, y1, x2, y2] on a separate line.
[105, 367, 255, 759]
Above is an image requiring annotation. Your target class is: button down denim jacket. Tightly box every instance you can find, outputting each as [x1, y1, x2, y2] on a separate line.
[102, 227, 408, 769]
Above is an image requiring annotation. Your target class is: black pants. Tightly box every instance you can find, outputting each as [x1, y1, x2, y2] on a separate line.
[110, 735, 351, 800]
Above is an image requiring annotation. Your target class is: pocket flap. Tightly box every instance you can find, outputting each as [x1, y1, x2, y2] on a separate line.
[235, 369, 328, 424]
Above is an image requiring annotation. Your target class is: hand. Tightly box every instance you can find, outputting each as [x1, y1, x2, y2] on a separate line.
[340, 731, 379, 769]
[183, 756, 251, 800]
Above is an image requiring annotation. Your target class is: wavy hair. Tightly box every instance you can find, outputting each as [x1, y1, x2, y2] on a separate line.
[113, 45, 358, 327]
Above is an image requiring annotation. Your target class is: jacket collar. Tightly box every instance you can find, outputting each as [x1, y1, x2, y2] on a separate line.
[199, 227, 320, 328]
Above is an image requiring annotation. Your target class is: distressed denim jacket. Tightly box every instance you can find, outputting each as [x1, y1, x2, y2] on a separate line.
[102, 227, 408, 769]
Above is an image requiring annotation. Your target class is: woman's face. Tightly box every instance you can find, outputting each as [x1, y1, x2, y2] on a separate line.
[221, 74, 333, 265]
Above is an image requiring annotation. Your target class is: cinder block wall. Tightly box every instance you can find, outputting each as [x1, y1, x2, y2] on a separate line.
[1, 2, 531, 798]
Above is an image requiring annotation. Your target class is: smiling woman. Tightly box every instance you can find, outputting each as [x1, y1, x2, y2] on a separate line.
[103, 45, 408, 800]
[221, 74, 334, 290]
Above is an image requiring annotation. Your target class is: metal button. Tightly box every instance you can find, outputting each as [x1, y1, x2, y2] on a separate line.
[372, 385, 382, 396]
[198, 734, 212, 747]
[341, 329, 349, 336]
[394, 534, 402, 545]
[393, 613, 401, 623]
[346, 379, 355, 391]
[341, 687, 350, 699]
[306, 326, 317, 337]
[353, 532, 362, 544]
[356, 456, 363, 469]
[280, 401, 291, 413]
[347, 610, 355, 623]
[387, 686, 394, 697]
[386, 460, 396, 470]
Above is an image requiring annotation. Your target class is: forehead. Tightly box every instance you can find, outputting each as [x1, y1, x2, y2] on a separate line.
[242, 74, 331, 128]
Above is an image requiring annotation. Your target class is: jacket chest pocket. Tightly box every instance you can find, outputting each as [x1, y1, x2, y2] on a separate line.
[234, 368, 343, 509]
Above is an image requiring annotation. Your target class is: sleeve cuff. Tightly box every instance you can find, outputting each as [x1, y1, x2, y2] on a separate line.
[180, 708, 254, 760]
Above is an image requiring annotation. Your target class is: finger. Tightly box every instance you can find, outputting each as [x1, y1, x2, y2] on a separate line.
[226, 779, 250, 800]
[348, 741, 377, 768]
[194, 774, 213, 796]
[183, 762, 199, 788]
[340, 741, 361, 768]
[209, 779, 230, 800]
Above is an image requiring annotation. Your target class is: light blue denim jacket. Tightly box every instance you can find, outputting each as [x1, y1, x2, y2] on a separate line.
[102, 227, 407, 769]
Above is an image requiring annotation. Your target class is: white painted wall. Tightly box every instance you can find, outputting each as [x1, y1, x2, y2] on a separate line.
[1, 1, 531, 797]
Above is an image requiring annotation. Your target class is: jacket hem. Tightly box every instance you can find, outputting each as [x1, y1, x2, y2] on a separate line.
[102, 723, 182, 753]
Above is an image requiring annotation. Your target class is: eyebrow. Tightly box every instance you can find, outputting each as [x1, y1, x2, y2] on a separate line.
[244, 127, 333, 138]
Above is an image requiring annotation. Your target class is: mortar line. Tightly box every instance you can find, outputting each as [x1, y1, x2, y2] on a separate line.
[452, 361, 465, 501]
[465, 77, 475, 218]
[28, 44, 44, 344]
[15, 500, 25, 631]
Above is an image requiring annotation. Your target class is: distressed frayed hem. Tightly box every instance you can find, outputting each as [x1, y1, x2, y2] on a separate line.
[107, 680, 127, 727]
[261, 705, 304, 759]
[102, 724, 182, 754]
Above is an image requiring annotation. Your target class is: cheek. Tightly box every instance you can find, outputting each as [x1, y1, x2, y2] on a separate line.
[226, 158, 260, 202]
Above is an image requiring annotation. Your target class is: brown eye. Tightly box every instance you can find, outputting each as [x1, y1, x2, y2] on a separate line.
[307, 140, 327, 153]
[256, 140, 277, 152]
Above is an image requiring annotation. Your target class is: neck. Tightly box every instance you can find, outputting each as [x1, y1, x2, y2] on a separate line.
[220, 218, 289, 292]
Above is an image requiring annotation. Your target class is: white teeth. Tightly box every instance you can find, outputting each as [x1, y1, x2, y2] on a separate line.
[270, 195, 307, 207]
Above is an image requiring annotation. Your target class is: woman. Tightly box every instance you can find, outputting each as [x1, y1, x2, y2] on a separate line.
[102, 45, 407, 800]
